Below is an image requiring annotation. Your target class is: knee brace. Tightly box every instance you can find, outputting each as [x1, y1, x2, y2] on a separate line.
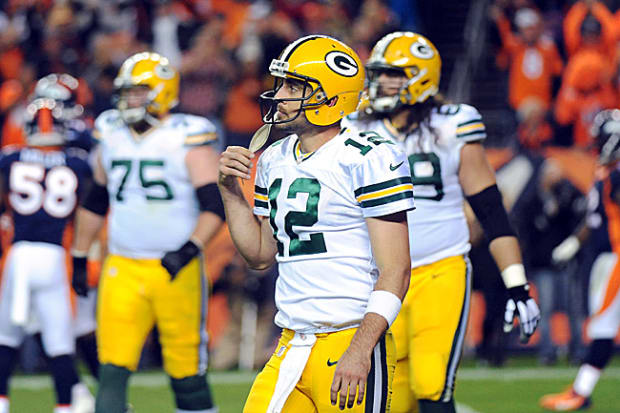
[170, 374, 215, 411]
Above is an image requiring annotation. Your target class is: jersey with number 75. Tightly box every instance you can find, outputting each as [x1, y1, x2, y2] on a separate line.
[94, 109, 217, 259]
[0, 146, 92, 246]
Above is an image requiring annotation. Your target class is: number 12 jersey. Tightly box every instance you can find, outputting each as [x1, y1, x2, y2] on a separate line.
[253, 128, 415, 333]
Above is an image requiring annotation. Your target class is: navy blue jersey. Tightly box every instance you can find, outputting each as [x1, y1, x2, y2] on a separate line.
[0, 146, 92, 246]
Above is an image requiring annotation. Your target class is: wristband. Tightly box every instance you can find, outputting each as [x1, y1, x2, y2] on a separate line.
[501, 263, 527, 289]
[365, 290, 402, 327]
[71, 249, 88, 258]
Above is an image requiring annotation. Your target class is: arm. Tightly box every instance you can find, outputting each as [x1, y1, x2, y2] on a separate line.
[73, 149, 107, 254]
[72, 150, 107, 296]
[459, 142, 540, 342]
[218, 146, 278, 269]
[331, 211, 410, 409]
[161, 145, 226, 279]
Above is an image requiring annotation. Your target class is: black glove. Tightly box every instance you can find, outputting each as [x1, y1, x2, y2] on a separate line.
[503, 284, 541, 343]
[161, 239, 201, 281]
[72, 255, 89, 297]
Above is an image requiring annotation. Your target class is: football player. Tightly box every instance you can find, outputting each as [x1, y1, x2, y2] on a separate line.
[70, 52, 224, 413]
[0, 91, 94, 413]
[32, 73, 100, 382]
[540, 109, 620, 411]
[342, 32, 541, 413]
[219, 35, 414, 412]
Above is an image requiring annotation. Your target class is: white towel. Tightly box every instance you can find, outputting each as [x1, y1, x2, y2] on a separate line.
[267, 332, 317, 413]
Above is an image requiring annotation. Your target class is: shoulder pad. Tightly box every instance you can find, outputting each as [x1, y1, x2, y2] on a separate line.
[167, 114, 218, 147]
[437, 103, 486, 144]
[64, 147, 90, 161]
[93, 109, 123, 141]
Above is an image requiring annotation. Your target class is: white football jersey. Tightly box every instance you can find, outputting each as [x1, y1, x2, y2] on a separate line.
[343, 103, 486, 267]
[95, 110, 217, 258]
[253, 128, 415, 333]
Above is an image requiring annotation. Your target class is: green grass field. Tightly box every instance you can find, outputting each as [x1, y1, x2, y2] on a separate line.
[7, 362, 620, 412]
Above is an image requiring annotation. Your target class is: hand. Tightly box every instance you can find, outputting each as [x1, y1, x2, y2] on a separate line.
[330, 346, 370, 410]
[161, 239, 201, 281]
[503, 284, 541, 343]
[218, 146, 255, 189]
[551, 235, 580, 265]
[72, 256, 89, 297]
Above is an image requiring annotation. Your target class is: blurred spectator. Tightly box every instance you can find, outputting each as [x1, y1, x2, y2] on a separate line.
[563, 0, 617, 59]
[554, 49, 617, 147]
[490, 5, 563, 112]
[517, 97, 554, 150]
[512, 158, 587, 365]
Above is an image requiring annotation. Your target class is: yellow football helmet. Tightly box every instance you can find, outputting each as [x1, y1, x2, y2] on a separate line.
[366, 32, 441, 112]
[114, 52, 179, 124]
[260, 35, 364, 126]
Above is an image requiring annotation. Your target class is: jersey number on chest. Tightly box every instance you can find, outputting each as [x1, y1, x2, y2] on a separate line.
[268, 177, 327, 256]
[111, 159, 174, 201]
[408, 152, 444, 201]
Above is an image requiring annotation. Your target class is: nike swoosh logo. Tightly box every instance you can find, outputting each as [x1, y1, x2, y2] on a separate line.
[389, 161, 404, 171]
[327, 358, 338, 367]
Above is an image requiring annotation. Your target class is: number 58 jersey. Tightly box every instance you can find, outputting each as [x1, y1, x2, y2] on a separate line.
[343, 103, 487, 268]
[252, 128, 415, 333]
[95, 110, 217, 258]
[0, 146, 92, 246]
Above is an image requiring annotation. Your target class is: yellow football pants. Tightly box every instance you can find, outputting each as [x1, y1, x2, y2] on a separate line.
[390, 255, 471, 412]
[97, 254, 208, 379]
[244, 327, 396, 413]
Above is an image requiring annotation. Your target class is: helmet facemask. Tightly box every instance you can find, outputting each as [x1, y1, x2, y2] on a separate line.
[115, 84, 162, 126]
[24, 98, 68, 146]
[259, 59, 328, 126]
[367, 64, 430, 113]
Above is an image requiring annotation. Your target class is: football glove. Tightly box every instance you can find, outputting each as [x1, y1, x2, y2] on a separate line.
[503, 284, 540, 343]
[72, 255, 89, 297]
[161, 239, 201, 281]
[551, 235, 580, 265]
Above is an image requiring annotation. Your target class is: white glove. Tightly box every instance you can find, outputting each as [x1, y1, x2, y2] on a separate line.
[503, 285, 541, 343]
[551, 235, 580, 264]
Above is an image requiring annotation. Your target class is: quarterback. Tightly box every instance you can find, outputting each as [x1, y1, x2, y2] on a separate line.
[219, 35, 414, 412]
[71, 52, 224, 413]
[342, 32, 541, 413]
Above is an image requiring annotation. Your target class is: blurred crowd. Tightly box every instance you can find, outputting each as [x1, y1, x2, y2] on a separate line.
[2, 0, 619, 374]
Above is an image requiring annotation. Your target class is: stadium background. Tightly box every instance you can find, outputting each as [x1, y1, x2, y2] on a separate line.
[1, 0, 620, 411]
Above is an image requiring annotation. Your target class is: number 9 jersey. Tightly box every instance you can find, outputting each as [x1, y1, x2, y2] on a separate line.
[95, 109, 217, 258]
[342, 103, 487, 268]
[252, 128, 415, 333]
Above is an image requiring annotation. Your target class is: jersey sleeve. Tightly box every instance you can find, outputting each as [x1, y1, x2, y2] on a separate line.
[350, 138, 415, 218]
[452, 104, 487, 143]
[93, 109, 123, 141]
[180, 115, 218, 147]
[252, 151, 270, 216]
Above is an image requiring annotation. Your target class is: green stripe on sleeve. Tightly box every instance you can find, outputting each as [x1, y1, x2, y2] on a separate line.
[254, 200, 268, 209]
[354, 176, 412, 197]
[456, 130, 486, 139]
[360, 191, 414, 208]
[456, 118, 483, 128]
[254, 185, 268, 195]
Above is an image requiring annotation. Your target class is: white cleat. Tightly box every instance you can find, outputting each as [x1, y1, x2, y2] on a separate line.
[71, 383, 95, 413]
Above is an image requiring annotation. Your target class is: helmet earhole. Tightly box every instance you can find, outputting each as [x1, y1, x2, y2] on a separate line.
[326, 97, 338, 107]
